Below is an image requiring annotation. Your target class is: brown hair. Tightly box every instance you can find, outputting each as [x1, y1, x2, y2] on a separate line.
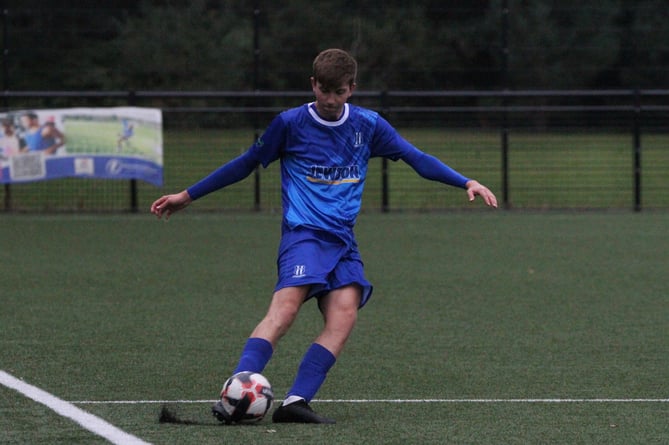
[312, 49, 357, 88]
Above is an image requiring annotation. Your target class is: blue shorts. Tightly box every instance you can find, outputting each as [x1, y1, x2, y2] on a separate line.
[275, 227, 373, 308]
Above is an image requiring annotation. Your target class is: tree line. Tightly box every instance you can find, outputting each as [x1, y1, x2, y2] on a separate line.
[3, 0, 668, 93]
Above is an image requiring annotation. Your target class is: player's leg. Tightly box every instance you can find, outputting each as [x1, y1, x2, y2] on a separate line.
[213, 285, 308, 423]
[272, 284, 361, 424]
[314, 284, 362, 356]
[237, 229, 342, 376]
[233, 285, 310, 374]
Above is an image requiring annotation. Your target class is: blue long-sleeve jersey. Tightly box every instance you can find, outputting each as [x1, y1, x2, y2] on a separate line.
[187, 103, 470, 240]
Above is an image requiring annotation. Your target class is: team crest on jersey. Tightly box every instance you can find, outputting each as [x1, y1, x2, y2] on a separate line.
[353, 131, 364, 147]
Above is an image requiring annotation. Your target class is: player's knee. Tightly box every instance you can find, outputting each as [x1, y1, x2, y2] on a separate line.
[265, 302, 300, 333]
[276, 304, 300, 325]
[325, 303, 358, 329]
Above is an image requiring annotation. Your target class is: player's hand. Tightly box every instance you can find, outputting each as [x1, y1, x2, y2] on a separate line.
[150, 190, 193, 220]
[465, 180, 498, 208]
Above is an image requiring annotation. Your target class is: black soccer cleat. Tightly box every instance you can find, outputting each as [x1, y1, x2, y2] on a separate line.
[212, 394, 253, 425]
[212, 400, 233, 424]
[272, 400, 336, 424]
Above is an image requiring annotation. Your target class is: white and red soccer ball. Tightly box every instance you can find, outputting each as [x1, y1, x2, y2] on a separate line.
[219, 371, 274, 422]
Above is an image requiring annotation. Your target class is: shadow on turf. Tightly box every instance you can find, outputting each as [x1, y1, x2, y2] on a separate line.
[158, 404, 272, 427]
[159, 404, 220, 426]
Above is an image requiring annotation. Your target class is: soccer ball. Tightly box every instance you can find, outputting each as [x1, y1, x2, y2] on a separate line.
[219, 371, 274, 423]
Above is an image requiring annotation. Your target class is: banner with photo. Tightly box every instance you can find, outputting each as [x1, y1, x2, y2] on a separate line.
[0, 107, 163, 186]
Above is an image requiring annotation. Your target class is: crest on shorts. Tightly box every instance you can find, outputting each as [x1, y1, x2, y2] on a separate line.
[292, 265, 306, 278]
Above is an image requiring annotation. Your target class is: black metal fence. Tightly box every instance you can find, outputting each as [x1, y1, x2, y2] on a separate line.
[1, 89, 668, 212]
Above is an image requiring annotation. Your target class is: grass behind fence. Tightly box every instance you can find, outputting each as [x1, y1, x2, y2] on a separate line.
[1, 212, 668, 444]
[2, 128, 668, 211]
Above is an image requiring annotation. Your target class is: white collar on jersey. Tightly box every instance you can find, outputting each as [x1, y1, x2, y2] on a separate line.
[308, 102, 349, 126]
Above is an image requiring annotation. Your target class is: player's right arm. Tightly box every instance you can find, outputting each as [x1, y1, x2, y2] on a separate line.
[151, 190, 192, 220]
[186, 116, 284, 200]
[150, 115, 285, 219]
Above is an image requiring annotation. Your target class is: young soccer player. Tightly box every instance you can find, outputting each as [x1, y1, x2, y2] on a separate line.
[151, 48, 497, 424]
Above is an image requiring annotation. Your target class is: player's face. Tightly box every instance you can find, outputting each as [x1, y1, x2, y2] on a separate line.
[311, 78, 355, 121]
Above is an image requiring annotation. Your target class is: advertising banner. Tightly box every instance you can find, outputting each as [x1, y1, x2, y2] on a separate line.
[0, 107, 163, 186]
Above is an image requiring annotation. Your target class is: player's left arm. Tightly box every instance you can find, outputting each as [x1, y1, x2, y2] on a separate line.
[371, 117, 497, 207]
[401, 149, 497, 208]
[464, 179, 498, 208]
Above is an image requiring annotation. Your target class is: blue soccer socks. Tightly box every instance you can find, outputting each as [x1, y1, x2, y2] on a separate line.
[232, 340, 336, 405]
[233, 337, 274, 374]
[285, 343, 336, 403]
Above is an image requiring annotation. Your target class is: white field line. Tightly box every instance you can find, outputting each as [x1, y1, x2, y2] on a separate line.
[70, 398, 669, 405]
[0, 370, 151, 445]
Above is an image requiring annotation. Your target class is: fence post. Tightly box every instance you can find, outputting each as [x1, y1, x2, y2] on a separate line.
[501, 105, 509, 209]
[3, 8, 12, 211]
[380, 90, 389, 212]
[633, 89, 642, 212]
[127, 90, 138, 212]
[2, 8, 8, 95]
[129, 179, 138, 213]
[3, 183, 10, 211]
[500, 0, 510, 209]
[252, 4, 261, 211]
